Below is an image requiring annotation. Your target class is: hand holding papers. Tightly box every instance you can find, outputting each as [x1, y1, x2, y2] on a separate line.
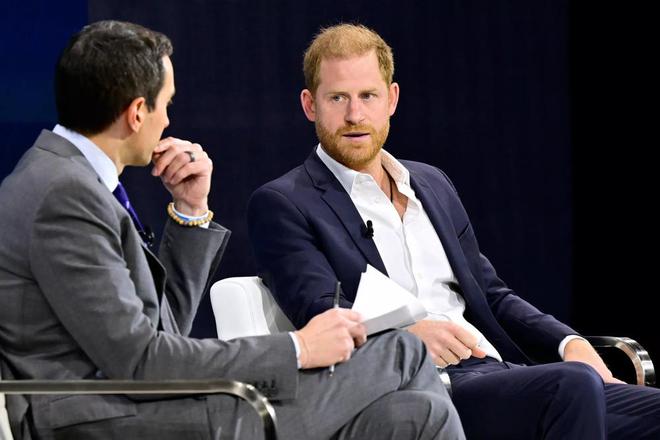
[352, 265, 427, 335]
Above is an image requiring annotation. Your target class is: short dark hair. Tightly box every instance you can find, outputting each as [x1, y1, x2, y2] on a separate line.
[55, 20, 173, 135]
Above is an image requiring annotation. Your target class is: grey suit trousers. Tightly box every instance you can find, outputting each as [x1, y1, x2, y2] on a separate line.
[37, 332, 462, 440]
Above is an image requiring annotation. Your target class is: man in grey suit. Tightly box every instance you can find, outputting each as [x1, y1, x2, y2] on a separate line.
[0, 20, 463, 440]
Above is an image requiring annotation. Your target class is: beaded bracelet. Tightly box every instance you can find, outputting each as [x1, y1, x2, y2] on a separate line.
[167, 202, 214, 227]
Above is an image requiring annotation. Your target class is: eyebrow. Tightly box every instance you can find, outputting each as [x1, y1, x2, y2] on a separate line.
[324, 88, 379, 96]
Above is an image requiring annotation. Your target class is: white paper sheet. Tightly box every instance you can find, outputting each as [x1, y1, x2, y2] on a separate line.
[352, 265, 427, 335]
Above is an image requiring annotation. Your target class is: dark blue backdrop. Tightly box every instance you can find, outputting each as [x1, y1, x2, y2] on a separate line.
[1, 1, 655, 368]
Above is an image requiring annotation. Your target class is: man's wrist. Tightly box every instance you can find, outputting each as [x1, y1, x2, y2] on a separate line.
[559, 335, 587, 360]
[167, 202, 213, 228]
[292, 331, 310, 369]
[173, 199, 208, 217]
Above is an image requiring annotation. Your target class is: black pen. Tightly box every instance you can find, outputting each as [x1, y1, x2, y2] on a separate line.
[329, 281, 341, 376]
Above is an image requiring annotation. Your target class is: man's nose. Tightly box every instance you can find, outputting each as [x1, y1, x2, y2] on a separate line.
[344, 99, 365, 125]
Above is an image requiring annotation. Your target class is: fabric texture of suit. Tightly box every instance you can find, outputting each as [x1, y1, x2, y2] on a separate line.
[248, 150, 660, 439]
[0, 132, 463, 440]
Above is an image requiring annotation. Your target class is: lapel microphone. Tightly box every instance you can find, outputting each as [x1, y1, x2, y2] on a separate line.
[361, 220, 374, 238]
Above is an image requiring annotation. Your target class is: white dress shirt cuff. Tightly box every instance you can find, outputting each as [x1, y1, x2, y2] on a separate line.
[289, 332, 302, 369]
[171, 203, 210, 229]
[558, 335, 587, 359]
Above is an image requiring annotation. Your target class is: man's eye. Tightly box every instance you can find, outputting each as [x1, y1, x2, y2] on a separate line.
[331, 95, 344, 102]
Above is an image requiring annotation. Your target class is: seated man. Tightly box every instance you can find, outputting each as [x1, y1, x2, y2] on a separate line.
[0, 20, 463, 440]
[247, 23, 660, 439]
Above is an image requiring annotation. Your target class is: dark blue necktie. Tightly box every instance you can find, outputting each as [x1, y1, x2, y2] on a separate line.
[112, 182, 154, 246]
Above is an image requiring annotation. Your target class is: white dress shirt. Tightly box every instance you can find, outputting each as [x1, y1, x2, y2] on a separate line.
[53, 124, 118, 192]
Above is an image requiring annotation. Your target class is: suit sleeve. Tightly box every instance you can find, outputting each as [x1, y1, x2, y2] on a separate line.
[437, 167, 576, 362]
[29, 175, 298, 399]
[478, 252, 576, 362]
[157, 219, 229, 336]
[247, 186, 351, 328]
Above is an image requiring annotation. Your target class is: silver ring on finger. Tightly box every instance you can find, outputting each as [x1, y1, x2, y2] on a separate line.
[185, 151, 196, 163]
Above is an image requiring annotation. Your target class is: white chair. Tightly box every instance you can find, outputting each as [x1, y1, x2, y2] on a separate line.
[210, 277, 294, 340]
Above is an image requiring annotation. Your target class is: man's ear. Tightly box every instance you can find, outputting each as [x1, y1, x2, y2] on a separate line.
[126, 97, 147, 133]
[300, 89, 316, 122]
[388, 82, 400, 116]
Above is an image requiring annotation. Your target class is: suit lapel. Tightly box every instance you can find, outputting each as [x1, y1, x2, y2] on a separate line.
[304, 152, 388, 275]
[409, 172, 482, 303]
[410, 170, 531, 362]
[141, 244, 167, 295]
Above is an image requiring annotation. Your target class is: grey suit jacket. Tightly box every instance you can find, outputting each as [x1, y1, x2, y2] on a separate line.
[0, 131, 297, 436]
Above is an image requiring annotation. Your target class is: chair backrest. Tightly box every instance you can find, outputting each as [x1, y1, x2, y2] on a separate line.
[1, 368, 14, 440]
[210, 277, 295, 340]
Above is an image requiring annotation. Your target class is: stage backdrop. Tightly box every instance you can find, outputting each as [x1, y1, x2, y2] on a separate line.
[7, 1, 652, 370]
[85, 0, 573, 341]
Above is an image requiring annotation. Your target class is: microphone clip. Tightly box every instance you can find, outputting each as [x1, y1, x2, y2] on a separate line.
[361, 220, 374, 239]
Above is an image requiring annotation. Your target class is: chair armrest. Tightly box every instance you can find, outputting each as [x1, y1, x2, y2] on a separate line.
[0, 379, 277, 440]
[586, 336, 656, 387]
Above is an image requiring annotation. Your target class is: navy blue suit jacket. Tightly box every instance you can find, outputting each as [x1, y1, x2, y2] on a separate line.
[248, 150, 576, 365]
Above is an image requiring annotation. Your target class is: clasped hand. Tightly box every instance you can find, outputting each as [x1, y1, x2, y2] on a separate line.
[151, 137, 212, 216]
[408, 320, 487, 367]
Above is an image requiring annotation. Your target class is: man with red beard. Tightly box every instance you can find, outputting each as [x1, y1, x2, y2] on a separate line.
[248, 23, 660, 439]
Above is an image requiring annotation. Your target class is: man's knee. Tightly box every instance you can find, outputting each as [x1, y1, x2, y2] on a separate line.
[393, 329, 427, 359]
[378, 390, 464, 440]
[557, 362, 603, 390]
[377, 329, 426, 351]
[552, 362, 605, 404]
[368, 330, 428, 367]
[405, 390, 464, 439]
